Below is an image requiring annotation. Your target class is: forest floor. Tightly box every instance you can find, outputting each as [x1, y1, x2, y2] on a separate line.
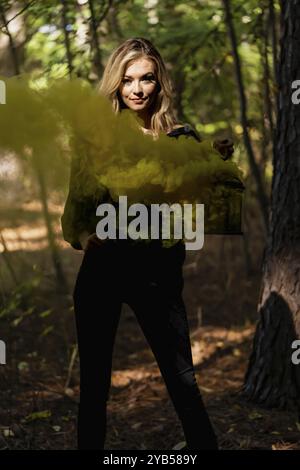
[0, 201, 300, 450]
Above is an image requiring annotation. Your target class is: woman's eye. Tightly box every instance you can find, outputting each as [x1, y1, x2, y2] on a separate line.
[122, 76, 155, 84]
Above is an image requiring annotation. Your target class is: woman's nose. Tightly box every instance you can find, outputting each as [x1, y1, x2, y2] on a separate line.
[132, 80, 142, 94]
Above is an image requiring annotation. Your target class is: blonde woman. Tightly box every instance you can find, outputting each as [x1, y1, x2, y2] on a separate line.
[62, 37, 229, 450]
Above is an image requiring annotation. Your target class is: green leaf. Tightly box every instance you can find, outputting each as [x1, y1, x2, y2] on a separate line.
[39, 309, 52, 318]
[25, 410, 51, 422]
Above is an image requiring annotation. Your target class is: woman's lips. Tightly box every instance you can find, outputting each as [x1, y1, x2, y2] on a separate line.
[131, 98, 145, 103]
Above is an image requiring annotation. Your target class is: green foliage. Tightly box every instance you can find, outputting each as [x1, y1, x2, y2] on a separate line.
[0, 275, 40, 320]
[0, 0, 279, 199]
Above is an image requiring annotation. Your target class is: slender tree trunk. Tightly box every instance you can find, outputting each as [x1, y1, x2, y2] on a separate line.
[107, 4, 124, 41]
[262, 12, 275, 140]
[269, 0, 278, 84]
[88, 0, 103, 79]
[243, 0, 300, 410]
[173, 69, 188, 124]
[259, 9, 275, 175]
[0, 3, 20, 75]
[241, 209, 253, 276]
[260, 98, 269, 175]
[0, 231, 19, 286]
[61, 0, 73, 78]
[32, 153, 68, 294]
[267, 0, 279, 154]
[222, 0, 269, 232]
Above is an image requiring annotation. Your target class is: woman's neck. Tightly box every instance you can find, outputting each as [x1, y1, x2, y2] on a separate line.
[137, 110, 152, 129]
[136, 111, 155, 136]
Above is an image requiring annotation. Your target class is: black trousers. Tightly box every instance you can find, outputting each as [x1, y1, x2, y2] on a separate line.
[73, 239, 218, 450]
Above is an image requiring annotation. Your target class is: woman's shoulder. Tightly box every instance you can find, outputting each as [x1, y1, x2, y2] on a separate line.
[167, 123, 201, 142]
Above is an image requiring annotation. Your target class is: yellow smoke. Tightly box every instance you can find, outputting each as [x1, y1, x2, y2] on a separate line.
[0, 75, 244, 235]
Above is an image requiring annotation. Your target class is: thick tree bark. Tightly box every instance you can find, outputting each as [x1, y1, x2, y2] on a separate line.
[243, 0, 300, 410]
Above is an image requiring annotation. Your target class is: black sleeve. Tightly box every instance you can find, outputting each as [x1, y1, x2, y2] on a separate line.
[61, 154, 110, 250]
[167, 123, 202, 142]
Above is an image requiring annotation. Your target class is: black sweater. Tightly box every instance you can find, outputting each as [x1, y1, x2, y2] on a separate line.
[61, 124, 201, 250]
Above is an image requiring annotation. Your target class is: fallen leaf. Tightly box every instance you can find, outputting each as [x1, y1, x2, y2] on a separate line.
[172, 441, 186, 450]
[24, 410, 51, 422]
[248, 411, 263, 420]
[131, 422, 142, 430]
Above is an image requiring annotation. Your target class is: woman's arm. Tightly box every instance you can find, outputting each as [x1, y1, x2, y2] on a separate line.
[61, 152, 110, 250]
[78, 230, 90, 251]
[61, 152, 88, 250]
[169, 124, 234, 159]
[61, 145, 111, 250]
[61, 189, 90, 250]
[78, 230, 105, 252]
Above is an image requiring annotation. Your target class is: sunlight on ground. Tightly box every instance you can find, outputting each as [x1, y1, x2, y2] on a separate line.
[0, 223, 67, 252]
[110, 326, 255, 390]
[0, 201, 67, 252]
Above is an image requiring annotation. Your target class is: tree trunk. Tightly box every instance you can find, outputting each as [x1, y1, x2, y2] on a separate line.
[222, 0, 270, 233]
[88, 0, 103, 79]
[32, 153, 68, 294]
[0, 3, 20, 75]
[262, 10, 275, 140]
[107, 4, 124, 41]
[61, 0, 74, 78]
[269, 0, 279, 84]
[243, 0, 300, 410]
[173, 68, 188, 124]
[258, 8, 275, 175]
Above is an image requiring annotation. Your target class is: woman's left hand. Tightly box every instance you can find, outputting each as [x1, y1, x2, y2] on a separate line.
[213, 138, 234, 160]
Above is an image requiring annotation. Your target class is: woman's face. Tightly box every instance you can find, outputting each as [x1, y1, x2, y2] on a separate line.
[119, 58, 158, 114]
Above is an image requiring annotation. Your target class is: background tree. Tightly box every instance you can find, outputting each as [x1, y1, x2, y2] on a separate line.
[243, 0, 300, 410]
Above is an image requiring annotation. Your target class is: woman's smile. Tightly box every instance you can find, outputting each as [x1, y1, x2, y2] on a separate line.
[130, 98, 146, 103]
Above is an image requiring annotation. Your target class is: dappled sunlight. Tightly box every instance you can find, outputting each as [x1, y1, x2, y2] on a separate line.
[0, 200, 69, 252]
[0, 222, 67, 253]
[0, 226, 48, 252]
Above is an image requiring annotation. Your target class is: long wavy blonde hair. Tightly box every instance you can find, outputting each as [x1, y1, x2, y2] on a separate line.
[97, 37, 182, 138]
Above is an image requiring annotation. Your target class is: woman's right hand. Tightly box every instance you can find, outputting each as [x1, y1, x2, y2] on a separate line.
[79, 231, 105, 252]
[213, 138, 234, 160]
